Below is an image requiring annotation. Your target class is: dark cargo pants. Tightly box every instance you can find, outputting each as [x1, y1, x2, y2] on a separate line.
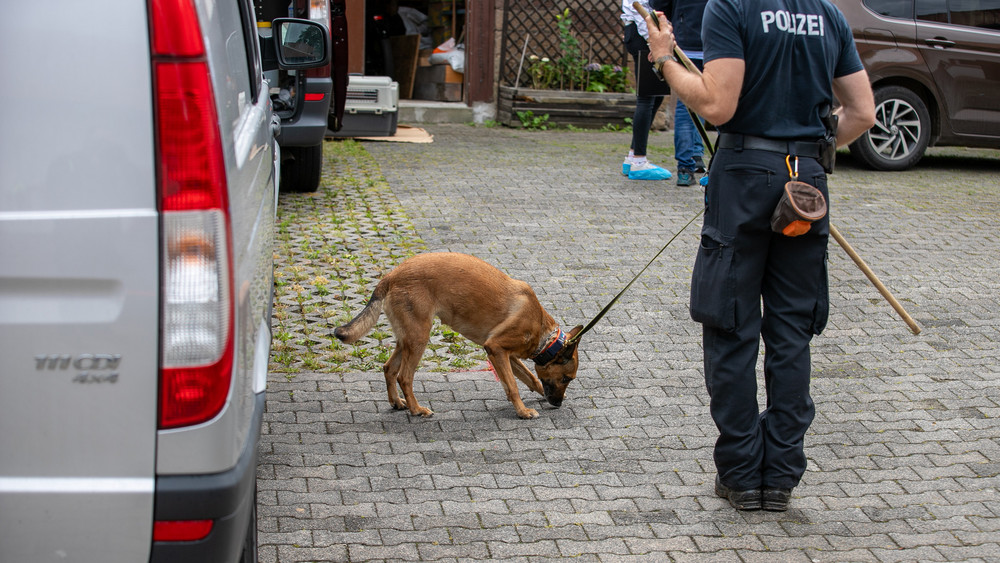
[690, 146, 830, 492]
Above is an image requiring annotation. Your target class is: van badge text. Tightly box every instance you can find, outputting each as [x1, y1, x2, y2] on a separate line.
[35, 354, 121, 384]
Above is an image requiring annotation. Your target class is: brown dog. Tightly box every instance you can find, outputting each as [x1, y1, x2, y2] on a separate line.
[334, 252, 582, 419]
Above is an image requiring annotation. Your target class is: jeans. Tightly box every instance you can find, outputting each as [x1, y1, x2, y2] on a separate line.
[674, 99, 704, 170]
[674, 57, 705, 170]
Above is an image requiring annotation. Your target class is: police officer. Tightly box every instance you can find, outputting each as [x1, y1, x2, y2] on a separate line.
[644, 1, 875, 511]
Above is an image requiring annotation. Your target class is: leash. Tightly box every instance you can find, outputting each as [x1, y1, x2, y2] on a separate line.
[567, 208, 705, 345]
[687, 106, 716, 158]
[568, 5, 714, 346]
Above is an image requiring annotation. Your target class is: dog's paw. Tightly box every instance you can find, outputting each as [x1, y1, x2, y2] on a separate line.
[391, 400, 407, 410]
[517, 408, 539, 419]
[415, 407, 434, 417]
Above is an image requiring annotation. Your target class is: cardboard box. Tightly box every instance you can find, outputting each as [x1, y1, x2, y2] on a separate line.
[420, 63, 463, 84]
[413, 65, 464, 102]
[418, 48, 434, 67]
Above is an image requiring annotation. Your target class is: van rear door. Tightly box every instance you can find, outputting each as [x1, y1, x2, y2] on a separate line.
[0, 1, 159, 561]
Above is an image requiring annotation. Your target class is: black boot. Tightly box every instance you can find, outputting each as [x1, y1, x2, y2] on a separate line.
[715, 476, 761, 511]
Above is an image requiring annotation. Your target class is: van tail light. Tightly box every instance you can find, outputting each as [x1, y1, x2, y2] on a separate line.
[153, 519, 214, 542]
[151, 0, 235, 429]
[306, 0, 332, 78]
[308, 0, 330, 24]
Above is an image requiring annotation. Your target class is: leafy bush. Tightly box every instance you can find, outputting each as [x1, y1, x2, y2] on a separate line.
[584, 62, 630, 93]
[516, 110, 551, 130]
[523, 8, 632, 94]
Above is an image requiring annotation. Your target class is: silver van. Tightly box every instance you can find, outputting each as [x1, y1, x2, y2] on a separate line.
[0, 1, 327, 561]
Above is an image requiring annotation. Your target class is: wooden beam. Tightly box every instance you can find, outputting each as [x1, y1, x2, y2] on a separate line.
[346, 0, 364, 74]
[466, 0, 495, 103]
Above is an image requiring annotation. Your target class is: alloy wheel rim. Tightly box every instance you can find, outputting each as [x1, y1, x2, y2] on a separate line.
[866, 98, 922, 161]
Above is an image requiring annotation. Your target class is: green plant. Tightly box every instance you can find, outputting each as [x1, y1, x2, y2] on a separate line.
[523, 9, 631, 94]
[450, 357, 479, 369]
[312, 275, 330, 296]
[527, 55, 558, 90]
[584, 62, 630, 93]
[555, 8, 585, 90]
[439, 328, 462, 342]
[517, 110, 551, 130]
[601, 117, 633, 132]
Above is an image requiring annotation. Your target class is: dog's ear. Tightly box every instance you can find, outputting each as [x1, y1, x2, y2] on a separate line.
[555, 325, 584, 364]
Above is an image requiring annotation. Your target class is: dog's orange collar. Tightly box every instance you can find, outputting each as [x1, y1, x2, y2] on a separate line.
[531, 328, 565, 366]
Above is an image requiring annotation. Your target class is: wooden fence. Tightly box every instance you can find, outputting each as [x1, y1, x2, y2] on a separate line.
[498, 0, 629, 88]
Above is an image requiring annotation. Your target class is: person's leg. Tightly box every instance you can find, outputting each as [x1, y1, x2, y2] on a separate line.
[626, 95, 670, 179]
[704, 319, 764, 490]
[674, 100, 697, 185]
[674, 58, 706, 179]
[624, 52, 670, 179]
[624, 94, 661, 176]
[630, 94, 659, 158]
[628, 51, 651, 156]
[759, 161, 828, 494]
[759, 249, 822, 489]
[674, 99, 697, 171]
[694, 148, 775, 494]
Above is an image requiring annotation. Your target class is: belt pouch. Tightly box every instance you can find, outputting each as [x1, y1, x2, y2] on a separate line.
[770, 180, 827, 236]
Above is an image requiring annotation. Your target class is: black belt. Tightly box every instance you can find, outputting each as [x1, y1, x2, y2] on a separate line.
[717, 133, 823, 159]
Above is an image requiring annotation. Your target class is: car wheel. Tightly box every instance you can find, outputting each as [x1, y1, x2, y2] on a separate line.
[238, 483, 258, 563]
[281, 144, 323, 192]
[849, 85, 931, 171]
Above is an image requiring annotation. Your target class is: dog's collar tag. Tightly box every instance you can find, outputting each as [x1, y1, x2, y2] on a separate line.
[531, 329, 565, 366]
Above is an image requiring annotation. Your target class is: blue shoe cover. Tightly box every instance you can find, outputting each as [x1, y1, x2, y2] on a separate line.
[628, 164, 672, 180]
[622, 162, 631, 176]
[699, 175, 709, 186]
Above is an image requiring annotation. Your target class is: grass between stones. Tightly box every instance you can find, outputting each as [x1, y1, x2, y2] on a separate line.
[270, 139, 487, 374]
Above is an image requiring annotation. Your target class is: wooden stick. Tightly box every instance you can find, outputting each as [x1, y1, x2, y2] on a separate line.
[634, 2, 660, 29]
[514, 33, 530, 88]
[632, 1, 700, 75]
[830, 224, 921, 335]
[632, 2, 715, 154]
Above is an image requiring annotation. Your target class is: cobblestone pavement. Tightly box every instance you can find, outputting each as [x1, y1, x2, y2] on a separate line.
[260, 124, 1000, 562]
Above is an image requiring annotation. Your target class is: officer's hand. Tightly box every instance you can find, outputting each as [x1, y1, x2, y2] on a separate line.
[644, 11, 676, 61]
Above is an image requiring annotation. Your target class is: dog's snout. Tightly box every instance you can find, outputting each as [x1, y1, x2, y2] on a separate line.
[541, 381, 564, 407]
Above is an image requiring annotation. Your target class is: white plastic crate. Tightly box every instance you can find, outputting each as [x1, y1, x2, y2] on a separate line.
[328, 75, 399, 137]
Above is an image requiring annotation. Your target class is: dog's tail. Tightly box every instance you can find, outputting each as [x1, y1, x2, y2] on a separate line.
[334, 283, 386, 344]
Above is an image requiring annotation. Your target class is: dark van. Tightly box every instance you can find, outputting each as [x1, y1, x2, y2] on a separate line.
[833, 0, 1000, 170]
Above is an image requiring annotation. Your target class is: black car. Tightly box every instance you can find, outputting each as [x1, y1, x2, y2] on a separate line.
[257, 0, 348, 191]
